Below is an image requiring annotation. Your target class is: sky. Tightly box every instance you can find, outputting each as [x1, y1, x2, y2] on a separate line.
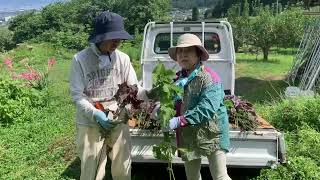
[0, 0, 65, 11]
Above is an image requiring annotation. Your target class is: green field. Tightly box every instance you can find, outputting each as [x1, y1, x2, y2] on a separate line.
[235, 49, 296, 103]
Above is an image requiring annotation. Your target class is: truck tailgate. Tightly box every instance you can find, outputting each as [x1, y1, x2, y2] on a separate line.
[130, 127, 284, 168]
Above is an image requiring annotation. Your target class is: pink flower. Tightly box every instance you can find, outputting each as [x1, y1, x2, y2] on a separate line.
[3, 58, 13, 70]
[18, 72, 39, 81]
[18, 65, 42, 81]
[48, 58, 56, 69]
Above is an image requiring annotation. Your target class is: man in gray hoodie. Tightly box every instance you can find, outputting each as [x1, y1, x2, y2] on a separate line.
[69, 11, 147, 180]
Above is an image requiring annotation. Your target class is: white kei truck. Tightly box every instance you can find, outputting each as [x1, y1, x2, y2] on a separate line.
[129, 21, 286, 168]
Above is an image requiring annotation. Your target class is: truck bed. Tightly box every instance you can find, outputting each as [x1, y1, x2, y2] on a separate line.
[130, 117, 285, 168]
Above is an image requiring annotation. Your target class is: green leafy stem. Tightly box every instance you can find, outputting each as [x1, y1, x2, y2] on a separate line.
[151, 63, 182, 180]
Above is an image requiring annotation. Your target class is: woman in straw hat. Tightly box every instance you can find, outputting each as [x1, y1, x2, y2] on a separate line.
[164, 33, 231, 180]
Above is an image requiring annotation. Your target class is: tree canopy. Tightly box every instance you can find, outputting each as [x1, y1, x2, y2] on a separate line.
[8, 0, 171, 49]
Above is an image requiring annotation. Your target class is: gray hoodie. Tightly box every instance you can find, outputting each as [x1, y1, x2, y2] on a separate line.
[69, 45, 147, 126]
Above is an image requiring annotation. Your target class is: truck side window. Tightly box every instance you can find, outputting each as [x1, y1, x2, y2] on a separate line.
[154, 32, 221, 54]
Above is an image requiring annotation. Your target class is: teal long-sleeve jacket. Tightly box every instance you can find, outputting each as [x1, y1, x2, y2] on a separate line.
[176, 65, 230, 161]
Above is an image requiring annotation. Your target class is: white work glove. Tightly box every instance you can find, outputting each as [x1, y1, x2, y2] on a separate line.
[150, 102, 160, 120]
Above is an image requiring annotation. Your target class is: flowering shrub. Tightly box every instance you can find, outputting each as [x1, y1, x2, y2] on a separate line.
[0, 57, 55, 125]
[3, 57, 56, 90]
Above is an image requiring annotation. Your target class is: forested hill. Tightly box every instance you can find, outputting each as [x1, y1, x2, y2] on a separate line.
[172, 0, 307, 9]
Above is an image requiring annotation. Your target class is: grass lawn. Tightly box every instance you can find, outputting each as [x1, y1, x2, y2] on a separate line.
[0, 43, 296, 179]
[235, 49, 295, 103]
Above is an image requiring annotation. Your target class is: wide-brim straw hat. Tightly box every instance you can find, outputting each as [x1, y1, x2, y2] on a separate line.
[88, 11, 133, 43]
[168, 33, 209, 61]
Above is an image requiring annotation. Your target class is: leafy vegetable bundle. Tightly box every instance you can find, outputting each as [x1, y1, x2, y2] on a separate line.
[224, 95, 259, 131]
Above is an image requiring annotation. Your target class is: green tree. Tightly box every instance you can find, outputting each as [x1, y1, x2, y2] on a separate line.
[0, 27, 13, 52]
[228, 4, 241, 51]
[212, 2, 224, 18]
[8, 0, 171, 49]
[227, 1, 250, 52]
[221, 0, 235, 16]
[247, 6, 276, 61]
[204, 8, 211, 18]
[8, 11, 46, 44]
[243, 0, 250, 16]
[41, 3, 75, 31]
[121, 0, 171, 33]
[275, 8, 312, 48]
[192, 7, 199, 21]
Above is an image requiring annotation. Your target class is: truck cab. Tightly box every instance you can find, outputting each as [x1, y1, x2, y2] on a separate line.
[140, 21, 235, 95]
[130, 21, 286, 168]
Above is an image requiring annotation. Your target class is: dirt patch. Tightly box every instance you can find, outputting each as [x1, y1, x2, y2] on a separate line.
[235, 77, 266, 93]
[256, 115, 274, 129]
[48, 136, 76, 162]
[63, 144, 76, 162]
[235, 76, 287, 103]
[265, 75, 285, 81]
